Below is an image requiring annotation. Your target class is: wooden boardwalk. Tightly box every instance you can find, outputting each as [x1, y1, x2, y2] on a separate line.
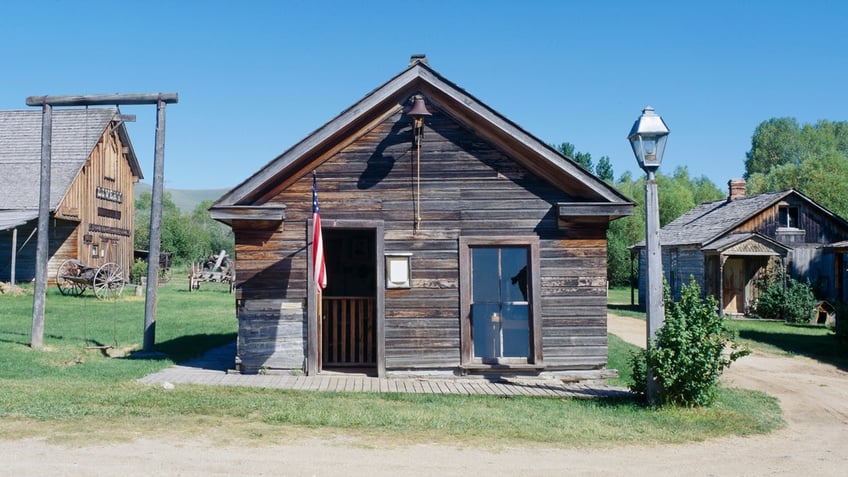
[138, 343, 631, 399]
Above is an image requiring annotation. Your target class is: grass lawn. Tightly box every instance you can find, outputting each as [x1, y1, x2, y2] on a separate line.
[0, 279, 783, 447]
[726, 319, 848, 370]
[607, 286, 645, 319]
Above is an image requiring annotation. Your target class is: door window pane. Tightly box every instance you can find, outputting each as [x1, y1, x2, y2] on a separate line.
[501, 247, 528, 302]
[472, 304, 500, 360]
[472, 248, 499, 302]
[502, 303, 529, 357]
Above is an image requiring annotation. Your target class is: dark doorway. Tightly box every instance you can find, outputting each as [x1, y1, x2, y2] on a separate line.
[321, 229, 377, 371]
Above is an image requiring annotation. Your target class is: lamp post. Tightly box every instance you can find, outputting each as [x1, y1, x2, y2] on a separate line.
[628, 106, 669, 405]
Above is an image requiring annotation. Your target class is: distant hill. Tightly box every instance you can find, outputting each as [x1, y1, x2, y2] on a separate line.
[134, 182, 228, 213]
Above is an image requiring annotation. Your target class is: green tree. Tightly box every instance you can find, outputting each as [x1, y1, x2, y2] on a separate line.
[553, 142, 593, 172]
[134, 192, 234, 264]
[744, 117, 801, 178]
[191, 200, 234, 258]
[746, 118, 848, 218]
[595, 155, 614, 183]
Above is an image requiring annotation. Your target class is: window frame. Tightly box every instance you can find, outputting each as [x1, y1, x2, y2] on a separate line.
[459, 236, 543, 367]
[778, 205, 800, 229]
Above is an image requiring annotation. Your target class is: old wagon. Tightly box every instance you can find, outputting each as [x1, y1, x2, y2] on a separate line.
[188, 250, 235, 292]
[55, 259, 126, 299]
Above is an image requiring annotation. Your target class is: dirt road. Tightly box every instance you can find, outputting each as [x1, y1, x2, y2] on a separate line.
[3, 314, 846, 476]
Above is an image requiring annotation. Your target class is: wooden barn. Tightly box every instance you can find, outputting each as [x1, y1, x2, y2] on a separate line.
[210, 56, 634, 378]
[0, 108, 141, 285]
[633, 179, 848, 315]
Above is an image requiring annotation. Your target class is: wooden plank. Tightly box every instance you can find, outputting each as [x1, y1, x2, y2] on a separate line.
[27, 93, 178, 106]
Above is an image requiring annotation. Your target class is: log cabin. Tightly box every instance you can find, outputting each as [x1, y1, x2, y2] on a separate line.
[0, 108, 141, 285]
[633, 179, 848, 315]
[211, 55, 634, 378]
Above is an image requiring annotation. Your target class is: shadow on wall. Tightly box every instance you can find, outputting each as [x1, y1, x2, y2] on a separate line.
[357, 118, 412, 190]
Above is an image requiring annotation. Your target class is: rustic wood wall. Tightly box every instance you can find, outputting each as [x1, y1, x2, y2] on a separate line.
[736, 197, 848, 244]
[234, 107, 611, 373]
[0, 220, 75, 284]
[54, 124, 137, 277]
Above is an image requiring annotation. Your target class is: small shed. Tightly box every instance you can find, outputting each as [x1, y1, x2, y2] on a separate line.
[211, 56, 634, 377]
[0, 108, 142, 284]
[633, 179, 848, 315]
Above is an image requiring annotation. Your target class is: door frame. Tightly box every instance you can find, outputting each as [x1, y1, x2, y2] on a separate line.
[458, 236, 542, 367]
[307, 219, 385, 377]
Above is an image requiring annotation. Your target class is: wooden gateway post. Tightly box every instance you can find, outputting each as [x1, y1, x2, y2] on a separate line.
[25, 93, 178, 351]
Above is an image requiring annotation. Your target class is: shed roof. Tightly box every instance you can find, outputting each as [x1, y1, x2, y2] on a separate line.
[212, 57, 633, 209]
[0, 108, 141, 219]
[634, 188, 848, 249]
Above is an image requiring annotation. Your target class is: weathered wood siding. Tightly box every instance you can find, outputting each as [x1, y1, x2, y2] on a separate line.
[53, 124, 137, 275]
[735, 197, 848, 300]
[0, 219, 75, 284]
[637, 246, 704, 305]
[234, 108, 611, 372]
[736, 198, 848, 245]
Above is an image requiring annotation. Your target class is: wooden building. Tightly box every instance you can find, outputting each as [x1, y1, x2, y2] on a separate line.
[0, 108, 141, 285]
[633, 179, 848, 315]
[211, 56, 634, 378]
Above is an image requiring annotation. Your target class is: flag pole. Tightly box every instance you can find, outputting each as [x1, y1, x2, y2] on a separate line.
[311, 170, 327, 373]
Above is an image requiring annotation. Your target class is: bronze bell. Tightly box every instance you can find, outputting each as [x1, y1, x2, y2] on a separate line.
[407, 94, 431, 119]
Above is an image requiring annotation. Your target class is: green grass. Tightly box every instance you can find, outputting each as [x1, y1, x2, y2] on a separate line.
[0, 279, 784, 447]
[606, 333, 636, 386]
[607, 286, 646, 319]
[726, 319, 847, 370]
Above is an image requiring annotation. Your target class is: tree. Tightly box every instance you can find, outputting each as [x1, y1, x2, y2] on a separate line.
[744, 117, 801, 178]
[191, 200, 234, 258]
[134, 192, 234, 264]
[551, 141, 723, 288]
[595, 155, 614, 183]
[553, 142, 592, 172]
[746, 117, 848, 218]
[605, 168, 723, 287]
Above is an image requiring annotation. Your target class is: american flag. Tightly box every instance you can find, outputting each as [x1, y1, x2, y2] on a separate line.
[312, 172, 327, 290]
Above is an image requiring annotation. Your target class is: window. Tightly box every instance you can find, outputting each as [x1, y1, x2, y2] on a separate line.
[778, 206, 799, 229]
[459, 237, 542, 366]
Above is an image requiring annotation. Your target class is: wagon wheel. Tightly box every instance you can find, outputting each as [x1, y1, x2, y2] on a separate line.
[93, 262, 125, 300]
[56, 259, 85, 296]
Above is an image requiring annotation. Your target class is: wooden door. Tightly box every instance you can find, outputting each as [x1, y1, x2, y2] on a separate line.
[723, 258, 746, 315]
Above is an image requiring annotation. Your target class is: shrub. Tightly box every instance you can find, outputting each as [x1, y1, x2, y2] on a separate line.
[754, 265, 817, 323]
[130, 258, 148, 285]
[630, 279, 749, 406]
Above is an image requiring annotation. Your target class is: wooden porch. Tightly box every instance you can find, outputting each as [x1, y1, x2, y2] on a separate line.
[139, 342, 630, 399]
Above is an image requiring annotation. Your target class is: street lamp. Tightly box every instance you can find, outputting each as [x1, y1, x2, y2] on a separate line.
[628, 105, 669, 405]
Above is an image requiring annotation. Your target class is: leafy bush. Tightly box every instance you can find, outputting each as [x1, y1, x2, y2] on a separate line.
[754, 265, 817, 323]
[630, 279, 749, 406]
[130, 258, 147, 285]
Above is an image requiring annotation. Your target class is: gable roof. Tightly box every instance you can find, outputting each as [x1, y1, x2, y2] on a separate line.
[213, 57, 633, 209]
[0, 108, 142, 216]
[635, 188, 848, 248]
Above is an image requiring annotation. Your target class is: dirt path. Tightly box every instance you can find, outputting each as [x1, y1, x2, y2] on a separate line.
[3, 314, 847, 476]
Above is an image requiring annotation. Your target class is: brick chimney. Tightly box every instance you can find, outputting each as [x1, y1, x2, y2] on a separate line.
[728, 178, 747, 202]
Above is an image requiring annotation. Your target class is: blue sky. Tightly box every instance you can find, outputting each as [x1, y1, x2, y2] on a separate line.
[2, 1, 847, 191]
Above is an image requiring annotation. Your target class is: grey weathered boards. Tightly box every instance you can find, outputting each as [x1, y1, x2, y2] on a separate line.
[211, 56, 633, 377]
[633, 180, 848, 315]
